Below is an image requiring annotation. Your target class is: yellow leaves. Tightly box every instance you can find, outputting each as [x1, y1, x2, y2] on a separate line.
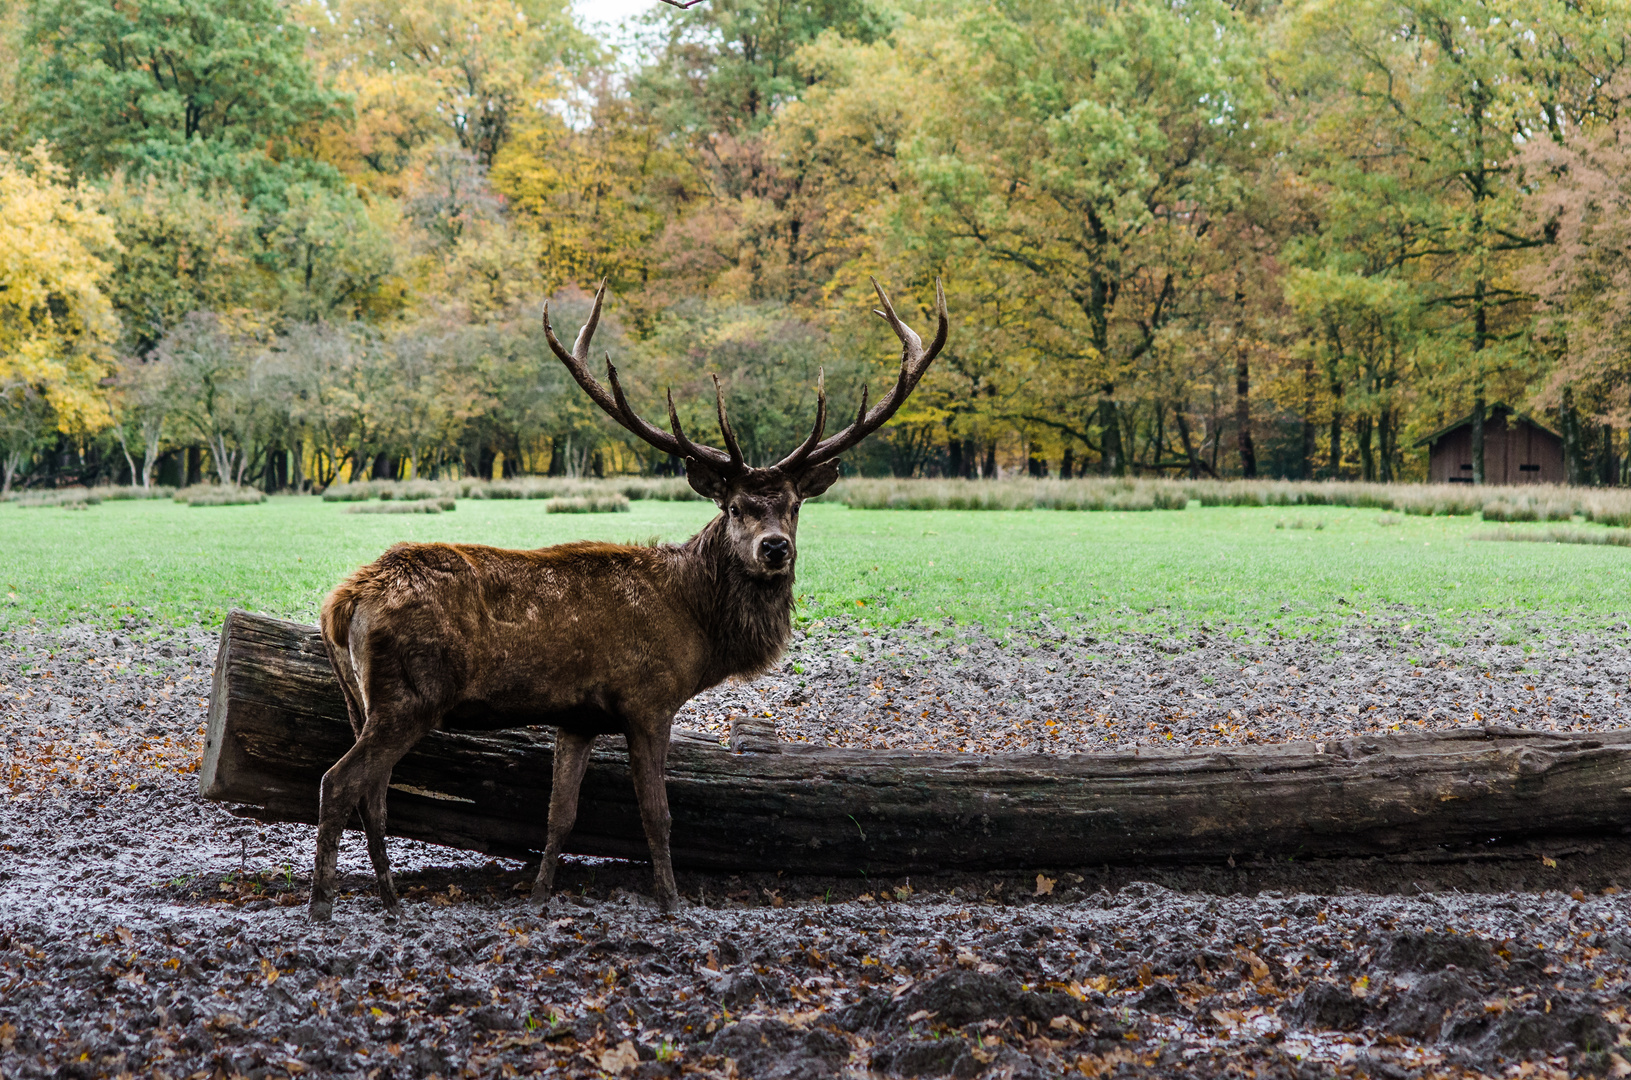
[1034, 874, 1056, 896]
[260, 957, 280, 984]
[0, 143, 119, 435]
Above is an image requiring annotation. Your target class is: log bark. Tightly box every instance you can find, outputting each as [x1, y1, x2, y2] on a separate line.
[202, 610, 1631, 873]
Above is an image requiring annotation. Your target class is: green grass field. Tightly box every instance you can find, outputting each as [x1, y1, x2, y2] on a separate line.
[2, 497, 1628, 641]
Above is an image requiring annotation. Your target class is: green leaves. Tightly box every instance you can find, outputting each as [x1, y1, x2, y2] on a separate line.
[19, 0, 345, 202]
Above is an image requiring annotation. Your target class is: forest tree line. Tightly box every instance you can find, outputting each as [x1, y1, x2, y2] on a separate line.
[3, 0, 1631, 493]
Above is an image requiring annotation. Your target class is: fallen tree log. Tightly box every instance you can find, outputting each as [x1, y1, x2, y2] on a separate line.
[202, 610, 1631, 873]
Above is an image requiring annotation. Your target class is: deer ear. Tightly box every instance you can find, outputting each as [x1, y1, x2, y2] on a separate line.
[684, 457, 731, 503]
[794, 460, 841, 499]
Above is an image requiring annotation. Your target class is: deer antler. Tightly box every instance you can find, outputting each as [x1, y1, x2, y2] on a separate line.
[773, 278, 948, 473]
[544, 282, 743, 474]
[547, 277, 947, 478]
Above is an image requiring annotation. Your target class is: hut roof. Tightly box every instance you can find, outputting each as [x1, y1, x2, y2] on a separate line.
[1411, 404, 1560, 449]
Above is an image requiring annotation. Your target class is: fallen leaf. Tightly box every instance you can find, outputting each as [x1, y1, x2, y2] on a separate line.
[599, 1040, 640, 1075]
[1035, 874, 1056, 897]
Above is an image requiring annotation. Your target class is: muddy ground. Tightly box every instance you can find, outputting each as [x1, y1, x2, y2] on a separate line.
[2, 614, 1630, 1080]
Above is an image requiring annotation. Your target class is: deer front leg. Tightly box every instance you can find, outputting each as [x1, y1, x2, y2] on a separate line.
[626, 720, 678, 911]
[532, 729, 596, 906]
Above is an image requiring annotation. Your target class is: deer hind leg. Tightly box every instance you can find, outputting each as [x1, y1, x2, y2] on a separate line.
[310, 706, 435, 923]
[532, 729, 596, 906]
[357, 778, 399, 915]
[626, 720, 679, 911]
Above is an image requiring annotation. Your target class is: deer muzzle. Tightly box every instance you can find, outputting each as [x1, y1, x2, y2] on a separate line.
[759, 535, 791, 571]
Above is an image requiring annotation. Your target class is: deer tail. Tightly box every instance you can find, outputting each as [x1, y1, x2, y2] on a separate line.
[320, 585, 368, 735]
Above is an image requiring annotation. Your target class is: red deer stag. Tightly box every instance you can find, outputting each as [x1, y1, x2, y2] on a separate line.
[309, 278, 947, 921]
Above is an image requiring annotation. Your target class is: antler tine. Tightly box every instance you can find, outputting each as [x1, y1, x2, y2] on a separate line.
[710, 374, 747, 471]
[771, 368, 828, 473]
[794, 278, 949, 470]
[606, 356, 714, 463]
[544, 280, 742, 469]
[666, 389, 726, 465]
[544, 281, 620, 418]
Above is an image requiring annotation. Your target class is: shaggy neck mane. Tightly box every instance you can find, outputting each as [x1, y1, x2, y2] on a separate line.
[669, 514, 794, 686]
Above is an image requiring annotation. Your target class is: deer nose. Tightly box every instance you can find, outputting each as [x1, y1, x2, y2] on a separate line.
[760, 536, 790, 565]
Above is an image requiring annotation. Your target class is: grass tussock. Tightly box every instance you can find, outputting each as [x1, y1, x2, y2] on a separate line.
[321, 477, 701, 504]
[545, 494, 631, 514]
[8, 488, 104, 508]
[827, 478, 1191, 511]
[1470, 525, 1631, 547]
[1276, 516, 1326, 530]
[3, 485, 179, 508]
[176, 486, 267, 507]
[343, 498, 456, 515]
[823, 477, 1631, 519]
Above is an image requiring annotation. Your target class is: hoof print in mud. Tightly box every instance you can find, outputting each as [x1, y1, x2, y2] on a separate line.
[706, 1019, 850, 1080]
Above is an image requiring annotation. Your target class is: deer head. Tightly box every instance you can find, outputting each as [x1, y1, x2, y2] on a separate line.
[543, 279, 948, 580]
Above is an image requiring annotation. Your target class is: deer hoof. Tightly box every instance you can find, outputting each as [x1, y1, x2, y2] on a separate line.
[307, 898, 334, 923]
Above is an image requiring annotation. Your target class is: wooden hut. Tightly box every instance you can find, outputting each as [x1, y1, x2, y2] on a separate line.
[1413, 405, 1565, 485]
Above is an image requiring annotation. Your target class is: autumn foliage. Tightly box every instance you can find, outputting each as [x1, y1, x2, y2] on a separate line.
[2, 0, 1630, 492]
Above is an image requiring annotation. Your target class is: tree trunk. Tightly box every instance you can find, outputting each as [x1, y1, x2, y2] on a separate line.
[1234, 345, 1256, 479]
[1357, 414, 1374, 482]
[1098, 396, 1123, 476]
[1174, 405, 1201, 480]
[1471, 394, 1486, 486]
[202, 612, 1631, 873]
[1301, 355, 1317, 480]
[1562, 387, 1583, 487]
[1328, 394, 1343, 479]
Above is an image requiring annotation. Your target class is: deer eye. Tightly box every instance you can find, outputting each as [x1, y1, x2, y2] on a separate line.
[729, 505, 741, 518]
